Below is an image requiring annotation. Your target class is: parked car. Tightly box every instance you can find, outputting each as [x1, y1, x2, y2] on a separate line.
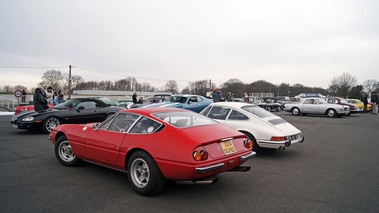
[132, 94, 213, 113]
[14, 103, 53, 115]
[346, 98, 372, 112]
[49, 107, 256, 196]
[324, 97, 362, 115]
[200, 102, 304, 151]
[283, 97, 350, 118]
[260, 97, 283, 112]
[147, 93, 172, 103]
[88, 96, 118, 106]
[11, 98, 125, 133]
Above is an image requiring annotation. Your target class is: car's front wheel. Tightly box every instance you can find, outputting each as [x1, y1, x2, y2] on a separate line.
[127, 151, 166, 196]
[55, 135, 81, 166]
[43, 117, 61, 133]
[292, 107, 300, 115]
[327, 109, 337, 118]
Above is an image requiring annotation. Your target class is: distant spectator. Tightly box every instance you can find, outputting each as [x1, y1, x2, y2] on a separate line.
[243, 93, 249, 102]
[137, 97, 144, 104]
[132, 91, 137, 104]
[45, 86, 54, 104]
[361, 93, 368, 113]
[21, 89, 27, 103]
[211, 87, 222, 102]
[371, 91, 378, 114]
[53, 94, 65, 105]
[33, 88, 48, 111]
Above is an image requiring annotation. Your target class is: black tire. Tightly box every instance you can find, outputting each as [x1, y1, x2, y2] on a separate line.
[127, 151, 166, 196]
[42, 117, 61, 134]
[55, 135, 81, 166]
[291, 107, 300, 116]
[267, 106, 272, 112]
[242, 132, 259, 152]
[277, 107, 282, 112]
[327, 109, 337, 118]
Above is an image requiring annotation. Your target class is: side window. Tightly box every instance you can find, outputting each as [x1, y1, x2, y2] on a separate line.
[201, 106, 211, 116]
[207, 106, 230, 120]
[129, 117, 161, 134]
[304, 99, 313, 104]
[78, 101, 97, 109]
[108, 113, 139, 133]
[228, 110, 248, 120]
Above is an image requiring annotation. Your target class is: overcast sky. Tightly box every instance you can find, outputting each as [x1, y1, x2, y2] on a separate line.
[1, 0, 378, 91]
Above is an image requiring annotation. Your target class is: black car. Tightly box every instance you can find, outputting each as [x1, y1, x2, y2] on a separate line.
[259, 97, 282, 112]
[11, 98, 125, 133]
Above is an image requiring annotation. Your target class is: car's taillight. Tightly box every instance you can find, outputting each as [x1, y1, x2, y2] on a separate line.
[271, 136, 288, 141]
[193, 150, 208, 161]
[244, 139, 253, 149]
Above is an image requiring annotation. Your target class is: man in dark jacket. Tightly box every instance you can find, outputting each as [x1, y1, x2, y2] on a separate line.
[33, 88, 48, 111]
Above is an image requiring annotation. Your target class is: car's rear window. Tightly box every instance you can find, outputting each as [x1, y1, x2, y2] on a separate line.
[241, 105, 274, 118]
[153, 111, 217, 128]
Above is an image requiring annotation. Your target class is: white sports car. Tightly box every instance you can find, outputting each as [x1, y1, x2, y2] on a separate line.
[200, 102, 304, 151]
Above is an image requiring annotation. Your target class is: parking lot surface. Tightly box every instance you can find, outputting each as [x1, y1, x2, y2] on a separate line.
[1, 112, 379, 212]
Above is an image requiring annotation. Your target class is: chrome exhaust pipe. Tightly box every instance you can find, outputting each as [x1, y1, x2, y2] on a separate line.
[227, 166, 251, 172]
[175, 176, 218, 185]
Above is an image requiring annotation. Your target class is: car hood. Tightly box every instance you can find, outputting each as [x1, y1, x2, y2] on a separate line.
[14, 108, 64, 118]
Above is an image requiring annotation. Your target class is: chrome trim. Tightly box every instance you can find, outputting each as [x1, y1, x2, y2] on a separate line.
[221, 137, 233, 142]
[195, 163, 224, 173]
[240, 151, 257, 161]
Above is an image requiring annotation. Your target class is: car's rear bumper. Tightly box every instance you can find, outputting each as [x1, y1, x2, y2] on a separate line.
[257, 133, 304, 149]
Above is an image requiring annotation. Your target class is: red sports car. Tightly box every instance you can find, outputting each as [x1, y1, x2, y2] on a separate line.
[49, 108, 256, 196]
[15, 104, 53, 115]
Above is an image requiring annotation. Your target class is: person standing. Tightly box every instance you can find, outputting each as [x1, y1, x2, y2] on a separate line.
[21, 89, 27, 103]
[361, 93, 368, 113]
[45, 86, 54, 104]
[371, 92, 378, 114]
[132, 91, 137, 104]
[210, 87, 222, 102]
[33, 88, 48, 111]
[243, 93, 249, 102]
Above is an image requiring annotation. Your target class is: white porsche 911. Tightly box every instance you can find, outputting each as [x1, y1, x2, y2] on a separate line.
[200, 102, 304, 151]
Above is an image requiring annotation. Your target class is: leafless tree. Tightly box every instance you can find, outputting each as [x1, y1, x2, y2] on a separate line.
[328, 72, 357, 98]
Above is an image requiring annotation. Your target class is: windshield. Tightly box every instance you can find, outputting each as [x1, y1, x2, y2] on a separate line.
[53, 99, 79, 110]
[241, 105, 274, 118]
[165, 96, 188, 103]
[153, 111, 217, 128]
[96, 97, 110, 102]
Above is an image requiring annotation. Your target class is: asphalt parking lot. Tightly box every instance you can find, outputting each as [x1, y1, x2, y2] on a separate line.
[1, 112, 379, 213]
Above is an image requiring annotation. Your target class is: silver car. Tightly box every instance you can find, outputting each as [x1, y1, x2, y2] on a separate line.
[283, 97, 350, 118]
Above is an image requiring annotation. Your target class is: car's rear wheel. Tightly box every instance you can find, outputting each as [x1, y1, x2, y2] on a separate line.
[127, 151, 166, 196]
[277, 107, 282, 112]
[327, 109, 337, 118]
[43, 117, 61, 133]
[243, 132, 259, 152]
[266, 106, 272, 112]
[55, 135, 81, 166]
[292, 107, 300, 115]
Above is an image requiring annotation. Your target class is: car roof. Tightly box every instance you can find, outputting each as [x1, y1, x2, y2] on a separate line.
[121, 107, 189, 116]
[209, 102, 257, 108]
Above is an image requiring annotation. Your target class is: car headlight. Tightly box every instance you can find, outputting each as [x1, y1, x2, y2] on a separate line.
[22, 117, 35, 122]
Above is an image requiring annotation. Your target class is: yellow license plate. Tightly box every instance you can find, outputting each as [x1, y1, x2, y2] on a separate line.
[220, 140, 236, 155]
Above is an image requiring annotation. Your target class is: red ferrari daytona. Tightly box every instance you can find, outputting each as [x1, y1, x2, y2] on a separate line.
[49, 107, 256, 196]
